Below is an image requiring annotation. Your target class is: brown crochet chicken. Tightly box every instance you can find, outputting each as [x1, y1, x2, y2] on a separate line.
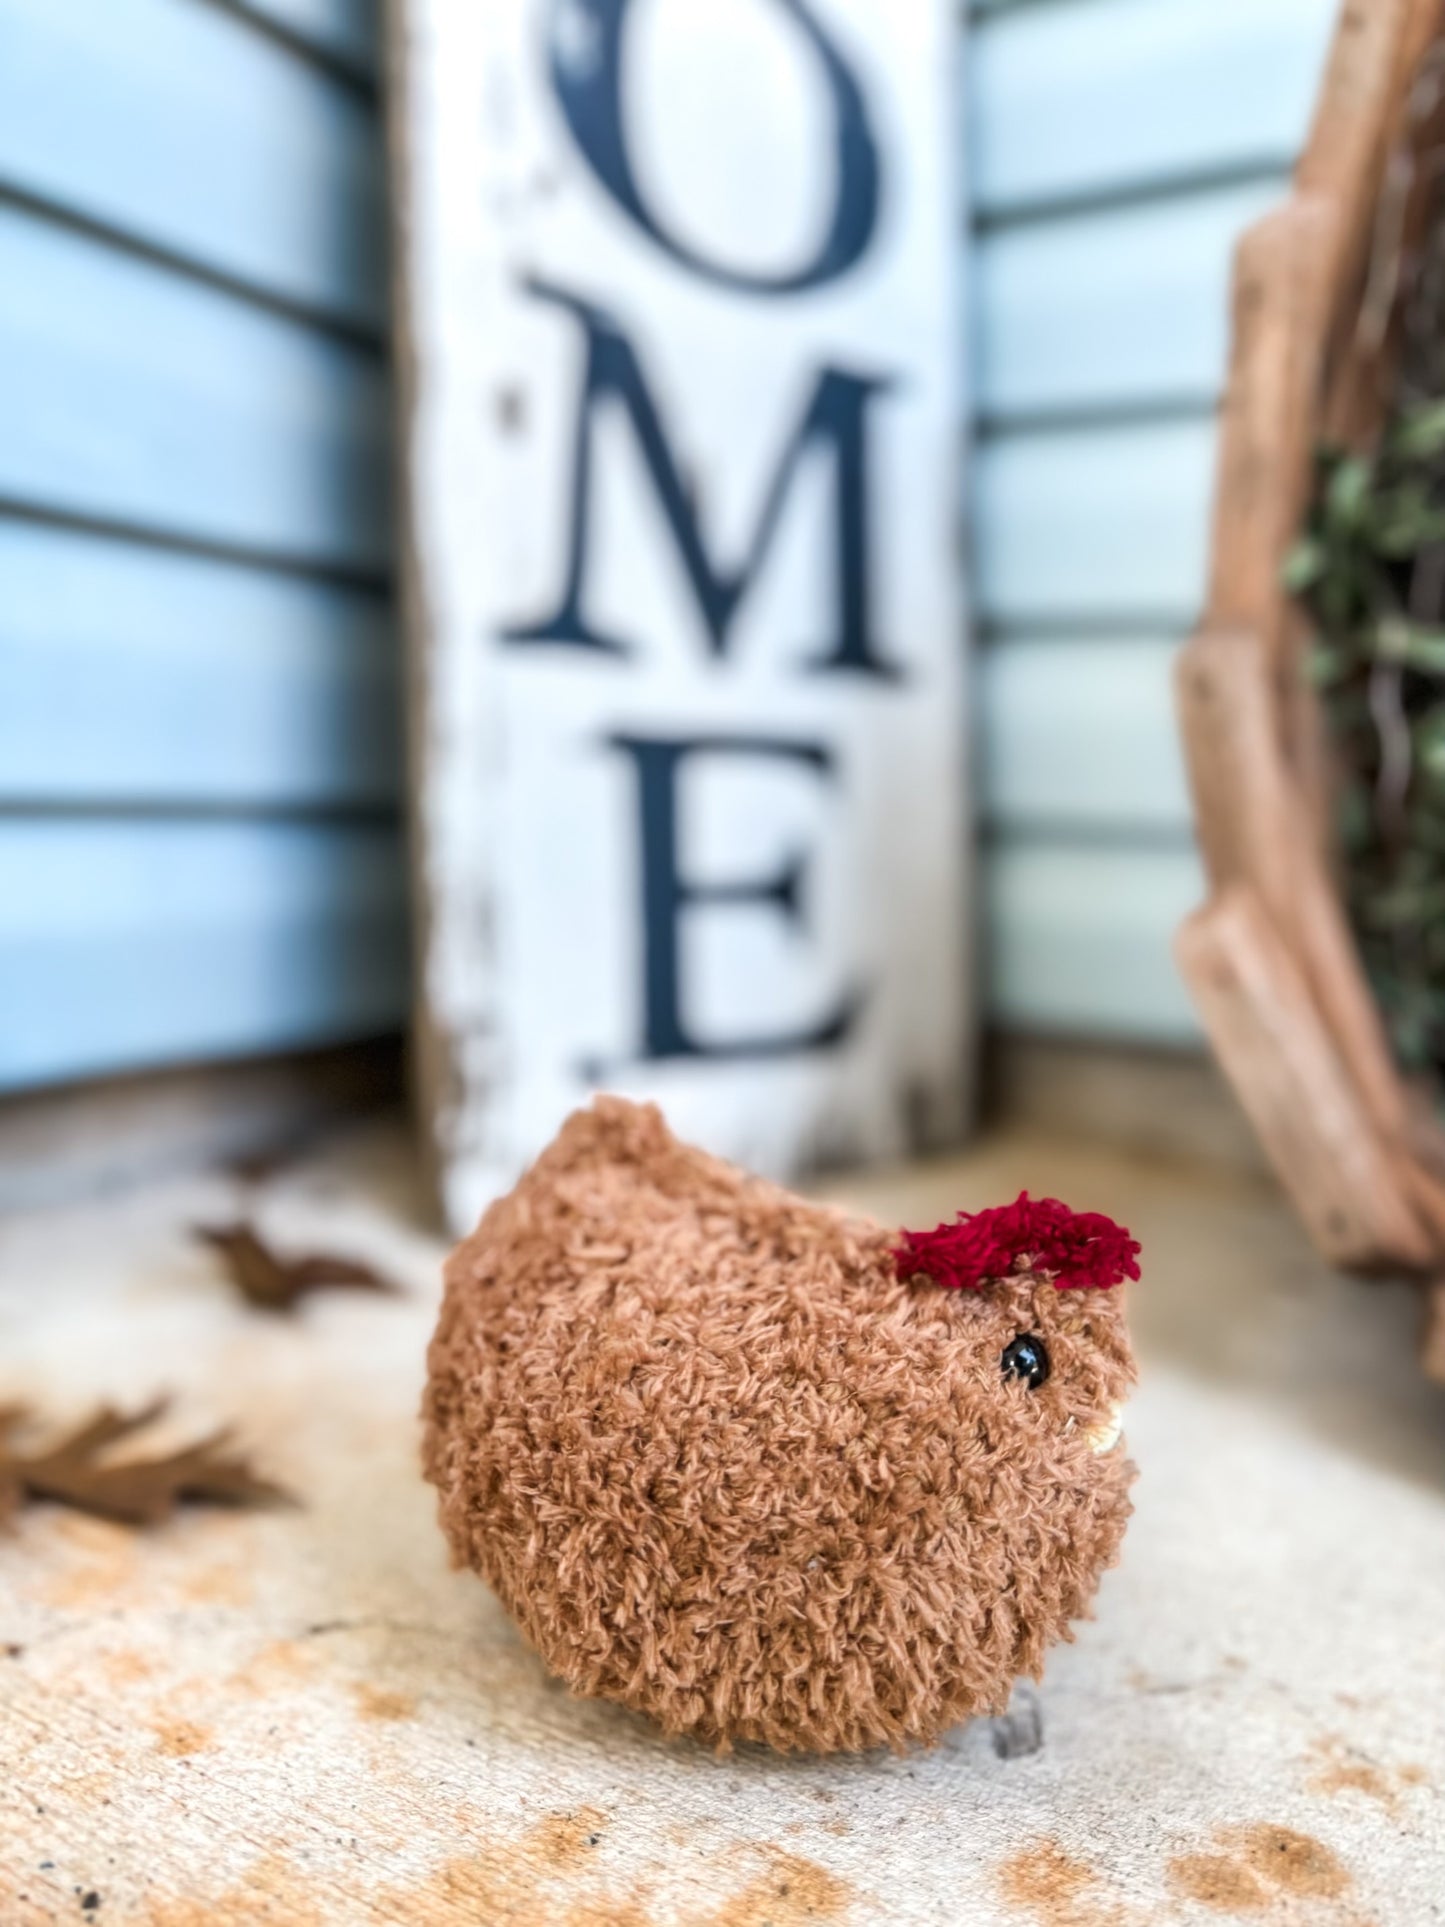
[423, 1097, 1138, 1754]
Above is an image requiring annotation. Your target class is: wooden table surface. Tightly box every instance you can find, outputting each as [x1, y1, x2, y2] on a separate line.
[2, 1121, 1443, 1925]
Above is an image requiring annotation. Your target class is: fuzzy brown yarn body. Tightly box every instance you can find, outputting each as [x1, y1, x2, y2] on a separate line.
[423, 1098, 1136, 1754]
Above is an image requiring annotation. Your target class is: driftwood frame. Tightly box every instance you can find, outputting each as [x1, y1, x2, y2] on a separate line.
[1175, 0, 1445, 1378]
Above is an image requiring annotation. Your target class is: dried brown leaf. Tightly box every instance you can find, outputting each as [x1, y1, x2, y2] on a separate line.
[0, 1398, 291, 1528]
[195, 1222, 401, 1313]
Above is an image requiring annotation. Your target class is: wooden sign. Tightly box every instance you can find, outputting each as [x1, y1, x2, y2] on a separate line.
[389, 0, 971, 1227]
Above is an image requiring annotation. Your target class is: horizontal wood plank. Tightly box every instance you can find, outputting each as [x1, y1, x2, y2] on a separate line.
[0, 0, 386, 331]
[976, 180, 1281, 419]
[980, 636, 1190, 831]
[0, 521, 401, 807]
[968, 0, 1341, 1051]
[972, 0, 1336, 218]
[985, 839, 1204, 1040]
[0, 819, 408, 1089]
[231, 0, 379, 76]
[975, 418, 1217, 628]
[0, 204, 393, 569]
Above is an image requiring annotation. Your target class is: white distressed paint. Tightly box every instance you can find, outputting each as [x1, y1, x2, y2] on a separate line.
[394, 0, 972, 1229]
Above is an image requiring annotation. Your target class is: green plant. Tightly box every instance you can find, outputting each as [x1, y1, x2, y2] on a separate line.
[1287, 401, 1445, 1077]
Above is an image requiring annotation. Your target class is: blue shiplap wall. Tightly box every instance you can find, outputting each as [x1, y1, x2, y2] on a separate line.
[972, 0, 1338, 1040]
[0, 0, 405, 1091]
[0, 0, 1340, 1093]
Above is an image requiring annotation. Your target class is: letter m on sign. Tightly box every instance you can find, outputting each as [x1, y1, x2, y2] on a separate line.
[502, 279, 901, 679]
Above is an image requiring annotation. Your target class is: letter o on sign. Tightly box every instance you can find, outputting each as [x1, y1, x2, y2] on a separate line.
[546, 0, 881, 294]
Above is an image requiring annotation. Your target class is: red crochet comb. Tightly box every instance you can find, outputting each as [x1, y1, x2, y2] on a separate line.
[894, 1192, 1140, 1291]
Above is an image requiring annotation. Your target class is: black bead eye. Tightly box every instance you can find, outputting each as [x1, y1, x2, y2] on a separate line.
[1001, 1333, 1050, 1389]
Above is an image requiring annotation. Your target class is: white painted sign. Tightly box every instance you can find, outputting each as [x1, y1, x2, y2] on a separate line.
[390, 0, 972, 1230]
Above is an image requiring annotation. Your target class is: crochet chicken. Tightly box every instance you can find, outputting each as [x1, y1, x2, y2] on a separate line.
[423, 1097, 1138, 1754]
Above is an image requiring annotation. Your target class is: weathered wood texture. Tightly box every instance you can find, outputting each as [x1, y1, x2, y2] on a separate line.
[2, 1123, 1443, 1922]
[388, 0, 975, 1226]
[1176, 891, 1431, 1267]
[1175, 0, 1445, 1373]
[1424, 1278, 1445, 1380]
